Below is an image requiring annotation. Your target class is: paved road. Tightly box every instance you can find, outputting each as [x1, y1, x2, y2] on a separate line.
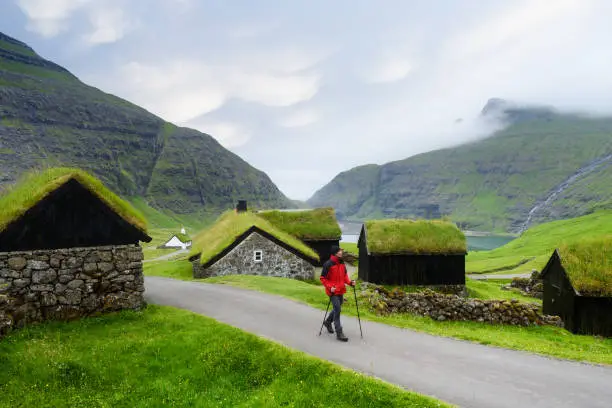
[468, 273, 530, 280]
[145, 277, 612, 408]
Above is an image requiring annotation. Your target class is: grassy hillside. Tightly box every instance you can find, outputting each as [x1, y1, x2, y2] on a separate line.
[0, 31, 292, 217]
[309, 100, 612, 233]
[1, 306, 446, 407]
[466, 211, 612, 274]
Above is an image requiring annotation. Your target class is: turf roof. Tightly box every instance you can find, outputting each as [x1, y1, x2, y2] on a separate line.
[174, 232, 191, 243]
[556, 238, 612, 297]
[363, 219, 467, 255]
[256, 208, 342, 240]
[189, 211, 319, 265]
[0, 167, 148, 233]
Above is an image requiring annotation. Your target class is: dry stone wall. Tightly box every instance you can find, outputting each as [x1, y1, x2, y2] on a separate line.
[0, 245, 145, 338]
[193, 231, 314, 280]
[361, 283, 562, 327]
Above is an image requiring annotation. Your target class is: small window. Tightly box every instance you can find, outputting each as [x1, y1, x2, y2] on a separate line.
[254, 250, 263, 262]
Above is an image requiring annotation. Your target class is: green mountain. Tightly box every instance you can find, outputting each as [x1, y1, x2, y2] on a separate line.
[0, 32, 291, 227]
[308, 99, 612, 233]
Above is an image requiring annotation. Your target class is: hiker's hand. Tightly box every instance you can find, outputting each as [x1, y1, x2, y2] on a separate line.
[350, 280, 356, 286]
[331, 286, 336, 293]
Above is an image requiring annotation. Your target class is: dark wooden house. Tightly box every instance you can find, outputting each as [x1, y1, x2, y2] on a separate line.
[256, 207, 341, 266]
[541, 243, 612, 337]
[358, 219, 467, 286]
[0, 168, 151, 251]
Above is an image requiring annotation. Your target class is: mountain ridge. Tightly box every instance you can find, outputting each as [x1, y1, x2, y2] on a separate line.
[308, 99, 612, 233]
[0, 31, 292, 222]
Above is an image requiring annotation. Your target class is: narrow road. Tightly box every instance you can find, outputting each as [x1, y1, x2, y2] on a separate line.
[145, 277, 612, 408]
[468, 273, 530, 280]
[143, 248, 188, 263]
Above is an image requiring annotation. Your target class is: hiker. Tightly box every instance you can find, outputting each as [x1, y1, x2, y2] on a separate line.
[320, 245, 355, 342]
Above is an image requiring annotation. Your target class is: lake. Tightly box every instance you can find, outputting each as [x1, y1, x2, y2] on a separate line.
[340, 234, 514, 252]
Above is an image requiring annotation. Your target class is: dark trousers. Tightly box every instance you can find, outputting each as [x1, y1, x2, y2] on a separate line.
[325, 295, 344, 333]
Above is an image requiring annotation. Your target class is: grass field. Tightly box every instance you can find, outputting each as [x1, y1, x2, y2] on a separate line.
[0, 306, 447, 408]
[144, 259, 193, 280]
[341, 242, 358, 254]
[466, 211, 612, 274]
[204, 275, 612, 365]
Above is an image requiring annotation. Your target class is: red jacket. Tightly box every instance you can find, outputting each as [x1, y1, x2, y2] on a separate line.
[320, 255, 352, 296]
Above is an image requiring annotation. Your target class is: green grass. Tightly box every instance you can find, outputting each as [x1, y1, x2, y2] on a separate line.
[189, 211, 319, 265]
[364, 219, 467, 254]
[143, 248, 177, 261]
[558, 238, 612, 296]
[466, 279, 541, 304]
[341, 242, 358, 254]
[0, 167, 147, 233]
[0, 306, 447, 407]
[257, 207, 342, 240]
[144, 259, 193, 280]
[129, 197, 214, 231]
[467, 211, 612, 274]
[204, 275, 612, 365]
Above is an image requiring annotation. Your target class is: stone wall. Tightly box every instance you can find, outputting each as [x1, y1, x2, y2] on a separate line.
[0, 245, 145, 337]
[193, 231, 314, 280]
[361, 283, 562, 327]
[506, 270, 543, 299]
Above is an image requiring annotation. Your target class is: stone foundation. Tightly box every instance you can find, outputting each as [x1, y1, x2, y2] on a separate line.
[361, 283, 562, 327]
[0, 245, 145, 338]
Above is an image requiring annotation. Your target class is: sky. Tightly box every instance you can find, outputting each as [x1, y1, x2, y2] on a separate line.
[1, 0, 612, 200]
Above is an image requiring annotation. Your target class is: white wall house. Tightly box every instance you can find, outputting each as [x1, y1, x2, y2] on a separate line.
[160, 228, 192, 250]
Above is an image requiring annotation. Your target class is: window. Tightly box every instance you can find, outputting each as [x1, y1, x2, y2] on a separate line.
[253, 250, 263, 262]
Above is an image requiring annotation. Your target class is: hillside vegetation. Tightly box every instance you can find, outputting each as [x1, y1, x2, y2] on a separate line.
[466, 211, 612, 274]
[309, 99, 612, 232]
[0, 32, 291, 220]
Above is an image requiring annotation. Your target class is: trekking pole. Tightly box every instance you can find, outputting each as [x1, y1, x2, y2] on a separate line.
[352, 284, 363, 339]
[318, 297, 332, 336]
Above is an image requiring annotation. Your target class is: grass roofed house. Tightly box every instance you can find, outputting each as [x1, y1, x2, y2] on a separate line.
[188, 209, 319, 280]
[541, 238, 612, 336]
[256, 207, 342, 265]
[159, 227, 192, 250]
[0, 168, 151, 334]
[358, 219, 467, 287]
[0, 167, 151, 250]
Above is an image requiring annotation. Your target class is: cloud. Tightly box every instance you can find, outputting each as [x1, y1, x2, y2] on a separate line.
[15, 0, 611, 200]
[185, 119, 251, 148]
[278, 109, 319, 128]
[449, 0, 591, 59]
[84, 5, 134, 45]
[361, 57, 412, 84]
[99, 59, 320, 124]
[17, 0, 89, 37]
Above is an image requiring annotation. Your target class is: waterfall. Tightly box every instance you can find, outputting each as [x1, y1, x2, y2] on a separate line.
[518, 154, 612, 233]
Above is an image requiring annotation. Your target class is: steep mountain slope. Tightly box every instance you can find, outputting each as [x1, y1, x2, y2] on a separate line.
[0, 32, 291, 219]
[309, 100, 612, 232]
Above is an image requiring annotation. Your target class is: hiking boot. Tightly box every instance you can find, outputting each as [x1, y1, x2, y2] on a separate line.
[336, 331, 349, 342]
[323, 320, 334, 334]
